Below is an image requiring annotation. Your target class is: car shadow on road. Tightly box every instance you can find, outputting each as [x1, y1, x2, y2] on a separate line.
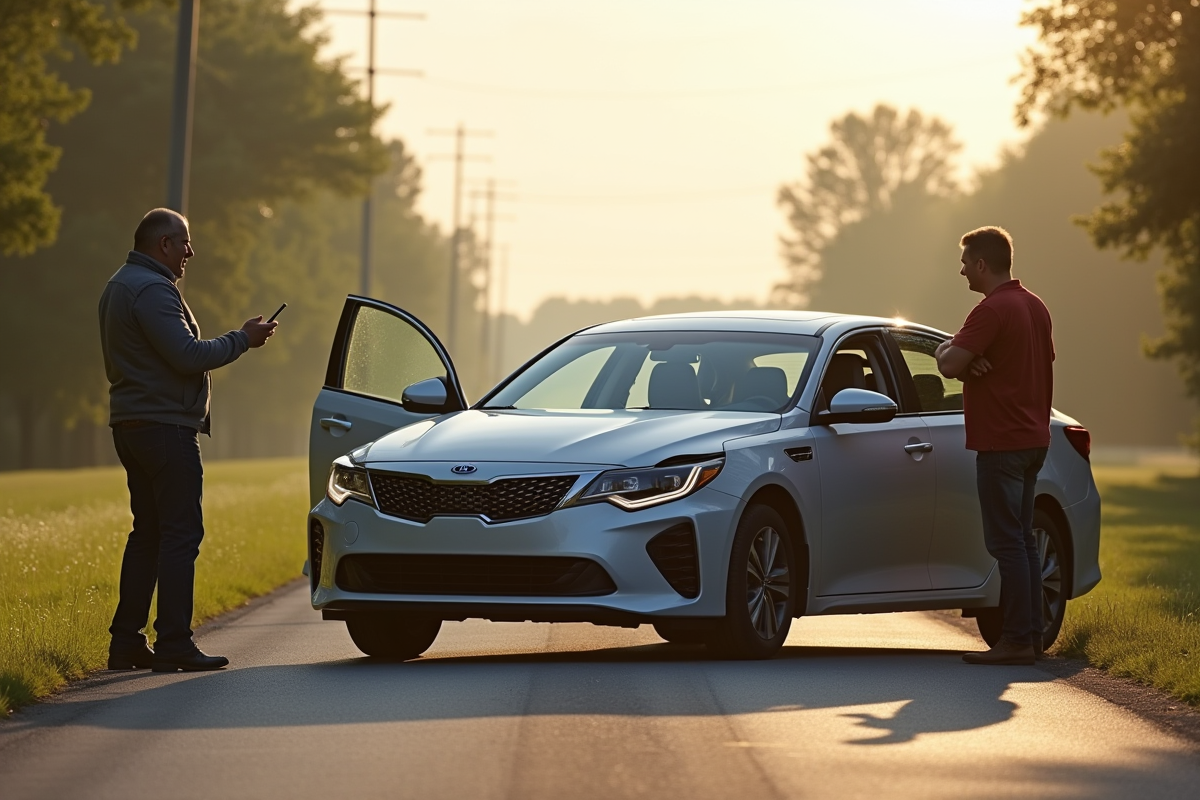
[7, 641, 1049, 748]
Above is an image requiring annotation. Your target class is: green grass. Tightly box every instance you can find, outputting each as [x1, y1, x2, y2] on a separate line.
[0, 458, 308, 714]
[1056, 464, 1200, 703]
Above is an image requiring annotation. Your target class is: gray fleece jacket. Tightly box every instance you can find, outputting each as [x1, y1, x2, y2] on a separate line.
[99, 251, 249, 434]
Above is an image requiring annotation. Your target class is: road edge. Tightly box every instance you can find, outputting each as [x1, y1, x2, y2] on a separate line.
[0, 576, 308, 721]
[928, 609, 1200, 749]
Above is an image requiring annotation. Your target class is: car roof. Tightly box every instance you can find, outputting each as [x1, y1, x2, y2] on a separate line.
[582, 309, 950, 338]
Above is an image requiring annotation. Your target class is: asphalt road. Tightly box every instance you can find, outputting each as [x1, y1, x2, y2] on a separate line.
[3, 582, 1199, 799]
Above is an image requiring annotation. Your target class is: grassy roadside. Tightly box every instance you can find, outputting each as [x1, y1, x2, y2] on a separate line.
[1056, 463, 1200, 704]
[0, 458, 308, 714]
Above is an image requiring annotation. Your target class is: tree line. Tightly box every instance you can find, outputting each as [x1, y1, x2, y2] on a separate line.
[1, 0, 1196, 469]
[0, 1, 492, 469]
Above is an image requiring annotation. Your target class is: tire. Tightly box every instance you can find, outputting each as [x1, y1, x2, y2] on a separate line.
[708, 504, 796, 659]
[345, 613, 442, 660]
[974, 507, 1068, 650]
[653, 620, 714, 645]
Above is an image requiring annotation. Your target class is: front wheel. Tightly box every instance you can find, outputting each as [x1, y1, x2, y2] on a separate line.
[345, 613, 442, 660]
[975, 507, 1068, 649]
[708, 504, 796, 659]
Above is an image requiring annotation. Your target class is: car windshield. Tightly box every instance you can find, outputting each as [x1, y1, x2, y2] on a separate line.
[483, 330, 819, 412]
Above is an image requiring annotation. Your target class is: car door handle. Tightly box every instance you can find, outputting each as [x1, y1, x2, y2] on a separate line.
[320, 417, 353, 432]
[903, 442, 934, 454]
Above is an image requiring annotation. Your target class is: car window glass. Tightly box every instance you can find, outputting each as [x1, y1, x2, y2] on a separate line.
[752, 352, 810, 396]
[817, 335, 898, 411]
[342, 306, 448, 404]
[510, 346, 616, 409]
[889, 330, 964, 412]
[626, 356, 699, 409]
[485, 331, 819, 413]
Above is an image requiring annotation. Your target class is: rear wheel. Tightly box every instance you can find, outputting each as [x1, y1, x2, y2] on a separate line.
[345, 613, 442, 660]
[708, 504, 795, 659]
[975, 507, 1068, 649]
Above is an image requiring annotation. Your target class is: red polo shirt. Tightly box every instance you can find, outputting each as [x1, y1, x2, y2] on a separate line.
[951, 280, 1055, 451]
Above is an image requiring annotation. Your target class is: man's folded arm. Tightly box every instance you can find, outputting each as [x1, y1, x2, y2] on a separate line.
[135, 283, 250, 374]
[936, 342, 978, 380]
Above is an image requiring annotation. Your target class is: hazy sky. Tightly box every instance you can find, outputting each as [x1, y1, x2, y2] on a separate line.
[311, 0, 1039, 318]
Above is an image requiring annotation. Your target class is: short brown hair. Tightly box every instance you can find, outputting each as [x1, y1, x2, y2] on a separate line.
[133, 208, 187, 250]
[959, 226, 1013, 273]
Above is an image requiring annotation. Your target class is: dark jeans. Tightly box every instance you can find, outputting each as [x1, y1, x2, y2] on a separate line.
[110, 423, 205, 656]
[976, 447, 1048, 646]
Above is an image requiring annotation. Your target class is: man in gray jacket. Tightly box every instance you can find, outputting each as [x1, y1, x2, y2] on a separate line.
[100, 208, 276, 672]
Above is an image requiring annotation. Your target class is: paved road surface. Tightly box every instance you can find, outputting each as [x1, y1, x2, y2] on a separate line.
[2, 582, 1198, 799]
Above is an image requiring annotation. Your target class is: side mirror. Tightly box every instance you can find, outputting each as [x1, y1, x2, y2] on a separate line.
[401, 377, 451, 414]
[816, 388, 898, 425]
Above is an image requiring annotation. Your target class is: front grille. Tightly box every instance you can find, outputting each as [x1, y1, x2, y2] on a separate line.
[369, 472, 578, 523]
[646, 523, 699, 598]
[309, 518, 325, 593]
[335, 554, 617, 596]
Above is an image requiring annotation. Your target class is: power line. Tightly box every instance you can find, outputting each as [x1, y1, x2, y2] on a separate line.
[427, 124, 494, 353]
[515, 186, 775, 205]
[322, 2, 423, 295]
[418, 53, 1018, 100]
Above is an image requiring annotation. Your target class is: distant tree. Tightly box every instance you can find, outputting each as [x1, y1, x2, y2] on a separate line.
[0, 0, 385, 467]
[0, 0, 156, 255]
[775, 104, 961, 306]
[1019, 0, 1200, 446]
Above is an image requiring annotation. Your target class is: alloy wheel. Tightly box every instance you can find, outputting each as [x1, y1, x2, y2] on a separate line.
[1034, 526, 1064, 632]
[746, 526, 790, 640]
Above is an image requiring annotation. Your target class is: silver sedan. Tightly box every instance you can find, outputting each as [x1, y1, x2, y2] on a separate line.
[306, 298, 1100, 660]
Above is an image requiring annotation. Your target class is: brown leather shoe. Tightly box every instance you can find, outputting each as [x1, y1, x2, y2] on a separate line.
[962, 638, 1035, 665]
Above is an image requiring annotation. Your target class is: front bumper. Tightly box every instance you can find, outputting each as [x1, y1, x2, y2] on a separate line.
[308, 485, 739, 622]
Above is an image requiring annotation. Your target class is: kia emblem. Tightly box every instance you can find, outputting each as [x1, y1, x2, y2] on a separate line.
[451, 464, 478, 475]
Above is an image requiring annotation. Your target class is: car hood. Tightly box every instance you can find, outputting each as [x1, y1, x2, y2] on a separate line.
[358, 408, 781, 467]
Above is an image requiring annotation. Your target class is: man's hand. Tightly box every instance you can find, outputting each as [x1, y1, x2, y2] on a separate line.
[936, 340, 979, 380]
[968, 356, 992, 377]
[241, 316, 278, 348]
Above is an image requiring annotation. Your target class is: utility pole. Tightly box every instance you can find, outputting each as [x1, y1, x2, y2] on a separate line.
[166, 0, 199, 215]
[324, 2, 423, 295]
[428, 124, 492, 353]
[495, 244, 510, 382]
[469, 178, 515, 385]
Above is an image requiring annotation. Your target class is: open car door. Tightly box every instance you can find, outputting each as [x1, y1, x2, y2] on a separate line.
[308, 296, 466, 508]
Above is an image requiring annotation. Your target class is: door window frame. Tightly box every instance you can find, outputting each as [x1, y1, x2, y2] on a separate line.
[322, 295, 467, 411]
[809, 327, 903, 424]
[883, 327, 964, 417]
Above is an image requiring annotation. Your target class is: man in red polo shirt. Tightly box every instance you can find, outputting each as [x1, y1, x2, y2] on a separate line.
[936, 226, 1054, 666]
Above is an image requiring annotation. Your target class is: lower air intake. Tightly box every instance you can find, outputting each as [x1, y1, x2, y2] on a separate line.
[309, 517, 325, 593]
[646, 523, 700, 598]
[335, 554, 617, 597]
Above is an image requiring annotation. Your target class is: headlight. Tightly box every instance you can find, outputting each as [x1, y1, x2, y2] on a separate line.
[327, 460, 375, 507]
[577, 458, 723, 510]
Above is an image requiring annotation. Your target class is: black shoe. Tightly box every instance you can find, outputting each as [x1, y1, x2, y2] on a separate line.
[1033, 637, 1045, 660]
[151, 649, 229, 672]
[962, 638, 1036, 666]
[108, 644, 155, 670]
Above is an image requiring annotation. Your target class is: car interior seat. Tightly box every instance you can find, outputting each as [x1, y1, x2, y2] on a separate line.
[912, 373, 945, 411]
[648, 361, 705, 410]
[821, 353, 868, 408]
[732, 366, 789, 408]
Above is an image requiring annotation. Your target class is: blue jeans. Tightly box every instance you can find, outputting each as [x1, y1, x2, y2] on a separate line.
[976, 447, 1048, 646]
[109, 423, 205, 656]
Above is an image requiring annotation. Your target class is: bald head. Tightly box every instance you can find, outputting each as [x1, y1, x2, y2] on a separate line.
[133, 208, 187, 253]
[133, 208, 194, 279]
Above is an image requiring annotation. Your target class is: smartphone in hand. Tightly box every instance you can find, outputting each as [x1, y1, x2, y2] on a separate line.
[267, 303, 287, 323]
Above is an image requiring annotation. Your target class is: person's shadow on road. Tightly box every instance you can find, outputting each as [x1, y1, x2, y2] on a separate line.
[8, 639, 1045, 748]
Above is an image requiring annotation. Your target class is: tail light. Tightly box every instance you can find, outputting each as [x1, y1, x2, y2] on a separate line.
[1063, 425, 1090, 461]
